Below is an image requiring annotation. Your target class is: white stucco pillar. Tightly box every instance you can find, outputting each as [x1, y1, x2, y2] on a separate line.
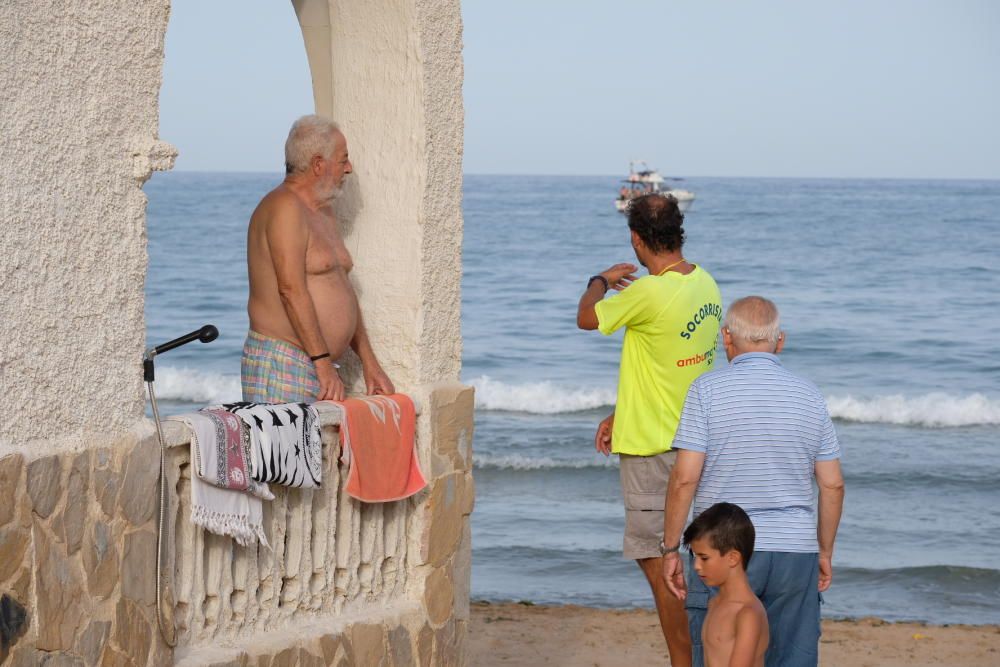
[292, 0, 465, 390]
[0, 1, 175, 452]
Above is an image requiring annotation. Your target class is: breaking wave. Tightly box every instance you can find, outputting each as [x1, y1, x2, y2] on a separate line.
[474, 454, 617, 471]
[153, 366, 242, 405]
[152, 369, 1000, 428]
[472, 376, 999, 427]
[826, 393, 1000, 428]
[470, 376, 615, 414]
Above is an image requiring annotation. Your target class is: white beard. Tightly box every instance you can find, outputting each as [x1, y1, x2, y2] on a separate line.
[315, 182, 342, 204]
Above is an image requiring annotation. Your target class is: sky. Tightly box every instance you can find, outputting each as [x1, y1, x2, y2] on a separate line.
[160, 0, 1000, 179]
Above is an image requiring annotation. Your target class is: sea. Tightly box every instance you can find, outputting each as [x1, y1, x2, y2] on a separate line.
[145, 172, 1000, 626]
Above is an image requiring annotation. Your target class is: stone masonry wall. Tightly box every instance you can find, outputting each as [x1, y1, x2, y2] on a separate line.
[0, 382, 474, 665]
[0, 426, 170, 666]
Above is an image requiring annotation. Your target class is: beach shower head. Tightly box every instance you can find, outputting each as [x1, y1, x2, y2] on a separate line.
[142, 322, 219, 648]
[143, 324, 218, 382]
[196, 324, 219, 343]
[145, 324, 219, 360]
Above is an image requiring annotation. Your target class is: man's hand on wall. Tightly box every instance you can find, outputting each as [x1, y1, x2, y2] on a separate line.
[364, 363, 395, 396]
[316, 359, 346, 401]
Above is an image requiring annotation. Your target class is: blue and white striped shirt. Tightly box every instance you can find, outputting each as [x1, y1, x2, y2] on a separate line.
[673, 352, 841, 553]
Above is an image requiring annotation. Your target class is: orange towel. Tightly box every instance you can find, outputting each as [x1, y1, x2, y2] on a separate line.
[329, 394, 426, 503]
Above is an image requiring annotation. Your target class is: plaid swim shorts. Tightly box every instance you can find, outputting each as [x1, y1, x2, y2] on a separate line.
[241, 330, 320, 403]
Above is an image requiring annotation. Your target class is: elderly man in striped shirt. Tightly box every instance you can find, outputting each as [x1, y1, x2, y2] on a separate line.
[660, 296, 846, 667]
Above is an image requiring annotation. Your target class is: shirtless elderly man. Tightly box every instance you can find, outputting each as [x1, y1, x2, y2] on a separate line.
[242, 115, 394, 403]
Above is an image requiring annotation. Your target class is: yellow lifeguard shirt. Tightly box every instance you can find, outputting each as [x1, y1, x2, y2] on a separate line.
[594, 266, 722, 456]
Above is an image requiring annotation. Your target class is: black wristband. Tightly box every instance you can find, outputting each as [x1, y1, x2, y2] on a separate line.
[588, 275, 610, 291]
[309, 352, 331, 362]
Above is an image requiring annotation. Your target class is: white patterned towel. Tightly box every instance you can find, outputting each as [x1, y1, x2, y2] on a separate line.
[167, 413, 269, 548]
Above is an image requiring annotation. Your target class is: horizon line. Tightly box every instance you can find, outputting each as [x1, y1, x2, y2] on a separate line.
[159, 169, 1000, 183]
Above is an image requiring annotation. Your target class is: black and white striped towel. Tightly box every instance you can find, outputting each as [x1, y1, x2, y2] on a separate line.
[219, 402, 323, 488]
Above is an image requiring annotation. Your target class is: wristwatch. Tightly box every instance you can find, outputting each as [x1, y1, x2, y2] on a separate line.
[658, 540, 680, 556]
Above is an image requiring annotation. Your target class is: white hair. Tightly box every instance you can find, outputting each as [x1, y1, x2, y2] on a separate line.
[724, 296, 781, 345]
[284, 115, 341, 174]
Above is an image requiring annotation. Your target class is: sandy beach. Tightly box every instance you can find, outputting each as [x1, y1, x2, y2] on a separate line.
[468, 601, 1000, 667]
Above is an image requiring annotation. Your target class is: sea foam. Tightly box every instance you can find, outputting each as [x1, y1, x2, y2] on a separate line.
[155, 366, 242, 405]
[826, 393, 1000, 428]
[474, 453, 617, 471]
[470, 376, 615, 414]
[470, 376, 1000, 427]
[154, 368, 1000, 428]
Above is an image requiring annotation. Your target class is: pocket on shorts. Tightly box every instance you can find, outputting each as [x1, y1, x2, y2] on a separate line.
[624, 491, 664, 511]
[620, 453, 671, 501]
[685, 589, 710, 612]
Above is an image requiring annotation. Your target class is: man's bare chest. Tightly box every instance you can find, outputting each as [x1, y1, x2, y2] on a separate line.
[304, 215, 353, 276]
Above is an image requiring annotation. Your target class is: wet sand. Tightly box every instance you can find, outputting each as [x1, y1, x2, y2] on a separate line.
[468, 602, 1000, 666]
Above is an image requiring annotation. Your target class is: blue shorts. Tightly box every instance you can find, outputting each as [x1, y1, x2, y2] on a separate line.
[686, 551, 821, 667]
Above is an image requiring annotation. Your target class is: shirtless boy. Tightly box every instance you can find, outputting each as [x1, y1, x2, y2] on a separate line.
[684, 503, 768, 667]
[243, 115, 394, 403]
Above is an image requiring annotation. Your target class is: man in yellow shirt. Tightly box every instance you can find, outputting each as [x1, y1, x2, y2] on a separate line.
[577, 194, 722, 667]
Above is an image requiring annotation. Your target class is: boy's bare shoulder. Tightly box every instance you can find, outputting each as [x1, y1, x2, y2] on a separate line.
[735, 598, 767, 625]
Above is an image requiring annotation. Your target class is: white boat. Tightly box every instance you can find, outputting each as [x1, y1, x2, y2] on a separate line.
[615, 160, 695, 213]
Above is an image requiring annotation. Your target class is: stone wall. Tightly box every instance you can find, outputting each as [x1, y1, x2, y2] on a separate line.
[0, 383, 474, 665]
[0, 426, 171, 666]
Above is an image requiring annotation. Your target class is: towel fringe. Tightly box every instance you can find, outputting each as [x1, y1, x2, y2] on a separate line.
[191, 505, 270, 549]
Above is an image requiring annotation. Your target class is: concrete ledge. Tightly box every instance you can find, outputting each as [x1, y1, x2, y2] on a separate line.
[173, 600, 423, 667]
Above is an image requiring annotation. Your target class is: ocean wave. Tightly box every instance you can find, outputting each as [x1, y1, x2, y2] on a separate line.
[474, 454, 617, 471]
[472, 376, 999, 427]
[470, 376, 615, 414]
[154, 366, 242, 405]
[152, 368, 999, 428]
[826, 393, 1000, 428]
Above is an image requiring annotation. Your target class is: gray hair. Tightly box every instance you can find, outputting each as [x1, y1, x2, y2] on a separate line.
[724, 296, 781, 345]
[284, 115, 341, 174]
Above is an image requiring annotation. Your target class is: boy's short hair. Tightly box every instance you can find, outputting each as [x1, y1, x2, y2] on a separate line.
[683, 502, 755, 569]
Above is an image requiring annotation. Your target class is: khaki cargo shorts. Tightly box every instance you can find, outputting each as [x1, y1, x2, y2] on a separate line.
[619, 451, 676, 560]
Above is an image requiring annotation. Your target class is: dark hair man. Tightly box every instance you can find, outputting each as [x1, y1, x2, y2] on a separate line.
[662, 296, 846, 667]
[577, 194, 723, 667]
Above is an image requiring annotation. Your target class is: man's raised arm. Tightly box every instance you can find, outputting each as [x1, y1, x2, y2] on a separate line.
[265, 199, 344, 401]
[576, 263, 638, 330]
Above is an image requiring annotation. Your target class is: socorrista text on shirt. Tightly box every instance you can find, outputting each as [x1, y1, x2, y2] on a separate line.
[595, 266, 722, 457]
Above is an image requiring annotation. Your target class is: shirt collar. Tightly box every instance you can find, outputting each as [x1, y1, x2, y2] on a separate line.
[731, 351, 782, 366]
